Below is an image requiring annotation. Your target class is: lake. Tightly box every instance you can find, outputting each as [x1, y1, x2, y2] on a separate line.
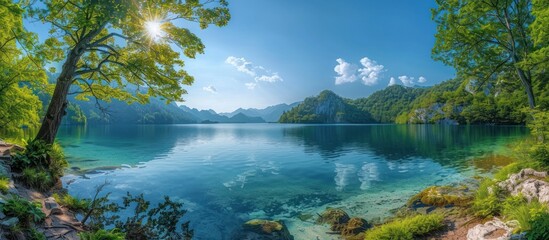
[57, 124, 527, 239]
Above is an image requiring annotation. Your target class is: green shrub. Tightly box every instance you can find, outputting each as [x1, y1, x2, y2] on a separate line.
[0, 176, 10, 193]
[530, 144, 549, 165]
[20, 168, 54, 191]
[1, 195, 45, 227]
[526, 212, 549, 240]
[363, 213, 444, 240]
[472, 179, 501, 218]
[11, 139, 51, 171]
[502, 195, 548, 232]
[78, 229, 125, 240]
[53, 193, 90, 213]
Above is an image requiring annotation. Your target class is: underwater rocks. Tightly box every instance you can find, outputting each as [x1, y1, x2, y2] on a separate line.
[316, 208, 370, 238]
[497, 168, 549, 205]
[316, 207, 350, 232]
[407, 185, 473, 208]
[237, 219, 293, 240]
[466, 217, 513, 240]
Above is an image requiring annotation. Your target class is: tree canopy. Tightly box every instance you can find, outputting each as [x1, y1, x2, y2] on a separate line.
[29, 0, 230, 143]
[432, 0, 543, 109]
[0, 0, 47, 133]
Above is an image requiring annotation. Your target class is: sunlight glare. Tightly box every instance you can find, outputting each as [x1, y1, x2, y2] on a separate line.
[145, 20, 164, 41]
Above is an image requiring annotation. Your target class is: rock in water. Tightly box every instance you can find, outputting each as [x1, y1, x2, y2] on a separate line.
[341, 217, 370, 237]
[238, 219, 293, 240]
[316, 207, 351, 232]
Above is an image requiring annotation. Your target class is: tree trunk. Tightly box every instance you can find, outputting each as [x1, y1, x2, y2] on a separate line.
[35, 48, 82, 144]
[515, 67, 536, 109]
[35, 26, 105, 144]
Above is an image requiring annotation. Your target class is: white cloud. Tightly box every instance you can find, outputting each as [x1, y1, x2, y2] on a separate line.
[388, 77, 397, 86]
[418, 76, 427, 83]
[398, 75, 416, 87]
[358, 57, 384, 86]
[225, 56, 255, 76]
[226, 56, 283, 88]
[334, 58, 358, 85]
[245, 82, 257, 90]
[202, 85, 217, 94]
[255, 73, 283, 83]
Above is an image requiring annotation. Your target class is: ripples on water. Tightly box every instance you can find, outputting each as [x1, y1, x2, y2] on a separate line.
[57, 124, 527, 239]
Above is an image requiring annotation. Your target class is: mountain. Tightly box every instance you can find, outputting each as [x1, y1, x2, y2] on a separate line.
[353, 85, 427, 123]
[65, 97, 199, 124]
[179, 105, 266, 123]
[220, 102, 300, 122]
[279, 90, 373, 123]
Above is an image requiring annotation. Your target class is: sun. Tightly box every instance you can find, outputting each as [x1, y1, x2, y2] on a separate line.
[145, 20, 164, 41]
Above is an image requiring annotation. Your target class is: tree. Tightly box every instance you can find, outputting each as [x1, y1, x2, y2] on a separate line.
[432, 0, 540, 109]
[29, 0, 230, 143]
[0, 0, 47, 134]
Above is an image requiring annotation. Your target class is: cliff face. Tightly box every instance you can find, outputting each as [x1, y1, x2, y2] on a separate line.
[279, 90, 372, 123]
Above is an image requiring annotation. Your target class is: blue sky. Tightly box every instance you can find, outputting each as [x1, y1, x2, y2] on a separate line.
[181, 0, 455, 112]
[25, 0, 455, 113]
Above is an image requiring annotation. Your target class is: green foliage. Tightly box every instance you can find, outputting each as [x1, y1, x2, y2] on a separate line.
[1, 195, 45, 227]
[10, 139, 67, 191]
[52, 193, 91, 213]
[78, 229, 125, 240]
[20, 167, 54, 191]
[472, 179, 501, 218]
[502, 195, 548, 232]
[0, 176, 10, 193]
[432, 0, 540, 109]
[64, 103, 87, 125]
[0, 0, 47, 134]
[354, 85, 426, 123]
[363, 213, 444, 240]
[526, 212, 549, 240]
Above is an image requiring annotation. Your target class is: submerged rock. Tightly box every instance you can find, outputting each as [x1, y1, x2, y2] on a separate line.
[497, 168, 549, 205]
[237, 219, 293, 240]
[316, 207, 350, 232]
[341, 217, 370, 237]
[408, 185, 473, 208]
[466, 217, 513, 240]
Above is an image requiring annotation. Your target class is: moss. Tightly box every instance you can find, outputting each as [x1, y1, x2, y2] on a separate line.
[244, 219, 284, 233]
[408, 185, 472, 207]
[363, 213, 445, 240]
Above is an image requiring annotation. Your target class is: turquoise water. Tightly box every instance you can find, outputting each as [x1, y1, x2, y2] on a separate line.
[57, 124, 526, 239]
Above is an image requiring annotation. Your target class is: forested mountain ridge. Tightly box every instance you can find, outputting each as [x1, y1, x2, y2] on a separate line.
[278, 90, 373, 123]
[280, 76, 548, 124]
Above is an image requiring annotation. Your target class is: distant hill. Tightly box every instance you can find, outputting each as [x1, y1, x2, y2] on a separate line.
[279, 90, 373, 123]
[278, 85, 438, 124]
[220, 102, 300, 122]
[179, 106, 266, 123]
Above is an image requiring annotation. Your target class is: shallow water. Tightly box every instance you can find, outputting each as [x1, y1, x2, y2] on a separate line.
[57, 124, 526, 239]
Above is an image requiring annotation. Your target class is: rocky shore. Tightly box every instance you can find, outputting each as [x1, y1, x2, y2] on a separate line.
[0, 141, 82, 239]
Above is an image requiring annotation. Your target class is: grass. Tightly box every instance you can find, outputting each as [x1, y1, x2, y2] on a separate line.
[53, 193, 90, 213]
[20, 167, 54, 192]
[502, 195, 548, 232]
[471, 178, 502, 218]
[363, 213, 444, 240]
[78, 229, 125, 240]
